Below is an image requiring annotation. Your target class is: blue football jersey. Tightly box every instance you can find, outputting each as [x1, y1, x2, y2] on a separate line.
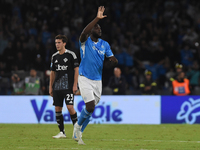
[79, 37, 114, 80]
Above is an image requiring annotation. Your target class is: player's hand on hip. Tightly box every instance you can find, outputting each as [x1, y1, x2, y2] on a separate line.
[97, 6, 107, 19]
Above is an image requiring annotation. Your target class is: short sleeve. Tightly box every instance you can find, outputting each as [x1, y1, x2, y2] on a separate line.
[72, 53, 79, 68]
[50, 56, 56, 71]
[105, 42, 114, 57]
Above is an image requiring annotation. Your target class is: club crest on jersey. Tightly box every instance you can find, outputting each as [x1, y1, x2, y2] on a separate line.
[63, 58, 68, 62]
[55, 60, 58, 63]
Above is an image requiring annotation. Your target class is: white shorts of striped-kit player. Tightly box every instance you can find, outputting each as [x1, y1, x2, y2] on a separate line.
[78, 75, 102, 105]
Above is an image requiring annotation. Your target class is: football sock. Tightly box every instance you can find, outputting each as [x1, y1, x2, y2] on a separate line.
[56, 111, 65, 134]
[81, 115, 91, 132]
[78, 108, 92, 126]
[70, 112, 78, 125]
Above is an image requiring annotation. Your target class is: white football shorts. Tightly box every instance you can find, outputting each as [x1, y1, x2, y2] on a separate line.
[78, 75, 102, 105]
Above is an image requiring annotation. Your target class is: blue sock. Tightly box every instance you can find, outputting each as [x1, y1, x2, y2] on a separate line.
[81, 116, 91, 132]
[78, 108, 92, 126]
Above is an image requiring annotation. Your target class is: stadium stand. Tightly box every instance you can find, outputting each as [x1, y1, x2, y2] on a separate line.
[1, 0, 200, 95]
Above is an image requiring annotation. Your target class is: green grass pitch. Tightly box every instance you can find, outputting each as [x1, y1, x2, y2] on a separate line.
[0, 124, 200, 150]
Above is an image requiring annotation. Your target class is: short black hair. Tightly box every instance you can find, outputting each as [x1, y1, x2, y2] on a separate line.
[55, 34, 68, 43]
[30, 67, 37, 71]
[94, 23, 99, 28]
[92, 24, 100, 31]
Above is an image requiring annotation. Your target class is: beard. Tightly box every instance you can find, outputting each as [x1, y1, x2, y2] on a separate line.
[92, 32, 101, 39]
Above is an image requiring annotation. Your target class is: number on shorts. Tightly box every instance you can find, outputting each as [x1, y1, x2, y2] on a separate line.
[66, 94, 73, 101]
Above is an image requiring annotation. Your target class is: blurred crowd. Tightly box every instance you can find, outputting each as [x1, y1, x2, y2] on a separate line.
[1, 0, 200, 95]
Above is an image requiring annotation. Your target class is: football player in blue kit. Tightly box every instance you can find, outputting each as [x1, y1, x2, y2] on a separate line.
[73, 6, 118, 144]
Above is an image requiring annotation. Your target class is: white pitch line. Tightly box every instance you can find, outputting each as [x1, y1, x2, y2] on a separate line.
[82, 139, 200, 143]
[17, 148, 136, 150]
[144, 140, 200, 143]
[17, 148, 78, 150]
[3, 137, 200, 144]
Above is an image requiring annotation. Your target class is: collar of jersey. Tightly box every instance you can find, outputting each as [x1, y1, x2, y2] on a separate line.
[89, 36, 101, 43]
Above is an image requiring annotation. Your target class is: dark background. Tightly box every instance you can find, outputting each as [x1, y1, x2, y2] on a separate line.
[1, 0, 200, 95]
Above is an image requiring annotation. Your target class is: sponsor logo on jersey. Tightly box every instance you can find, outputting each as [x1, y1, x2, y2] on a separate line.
[92, 46, 105, 55]
[56, 64, 68, 71]
[74, 62, 79, 66]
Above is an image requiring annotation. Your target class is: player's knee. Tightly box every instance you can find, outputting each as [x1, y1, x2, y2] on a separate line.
[55, 106, 62, 112]
[86, 100, 95, 113]
[86, 107, 95, 113]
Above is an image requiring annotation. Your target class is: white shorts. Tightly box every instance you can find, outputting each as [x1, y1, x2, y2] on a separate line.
[78, 75, 102, 105]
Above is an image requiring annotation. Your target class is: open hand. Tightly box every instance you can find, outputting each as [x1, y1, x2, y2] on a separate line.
[97, 6, 107, 19]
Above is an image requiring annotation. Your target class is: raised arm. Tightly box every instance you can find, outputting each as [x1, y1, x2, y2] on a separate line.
[79, 6, 107, 43]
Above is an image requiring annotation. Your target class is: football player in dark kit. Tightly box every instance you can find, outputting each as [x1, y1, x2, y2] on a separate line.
[49, 35, 79, 138]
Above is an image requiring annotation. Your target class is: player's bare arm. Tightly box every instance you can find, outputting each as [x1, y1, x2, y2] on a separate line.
[49, 71, 56, 97]
[79, 6, 107, 43]
[73, 67, 79, 94]
[109, 56, 118, 67]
